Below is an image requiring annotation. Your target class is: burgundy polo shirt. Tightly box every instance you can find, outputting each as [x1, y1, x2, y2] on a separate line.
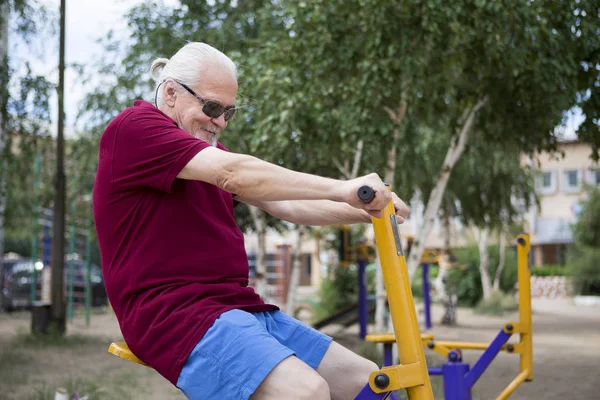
[93, 100, 277, 385]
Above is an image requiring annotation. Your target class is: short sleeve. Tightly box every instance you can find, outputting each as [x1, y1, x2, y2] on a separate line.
[110, 107, 210, 192]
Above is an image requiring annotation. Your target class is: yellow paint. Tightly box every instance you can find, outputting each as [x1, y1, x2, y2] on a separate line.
[108, 341, 148, 367]
[516, 233, 533, 381]
[496, 370, 530, 400]
[369, 363, 425, 392]
[370, 187, 434, 399]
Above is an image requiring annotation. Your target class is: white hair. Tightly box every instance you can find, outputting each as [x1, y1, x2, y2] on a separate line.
[150, 42, 237, 107]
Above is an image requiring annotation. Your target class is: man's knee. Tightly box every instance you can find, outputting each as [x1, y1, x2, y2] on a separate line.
[251, 356, 330, 400]
[304, 375, 331, 400]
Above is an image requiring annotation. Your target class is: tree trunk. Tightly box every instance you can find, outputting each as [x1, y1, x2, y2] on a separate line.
[286, 225, 305, 316]
[406, 98, 488, 281]
[474, 225, 493, 300]
[435, 203, 457, 325]
[493, 227, 507, 291]
[0, 1, 9, 263]
[248, 205, 268, 300]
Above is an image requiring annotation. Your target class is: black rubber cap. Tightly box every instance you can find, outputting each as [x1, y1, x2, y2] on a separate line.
[374, 374, 390, 389]
[357, 186, 375, 203]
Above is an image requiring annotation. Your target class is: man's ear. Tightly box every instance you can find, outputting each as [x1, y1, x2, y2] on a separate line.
[163, 80, 177, 107]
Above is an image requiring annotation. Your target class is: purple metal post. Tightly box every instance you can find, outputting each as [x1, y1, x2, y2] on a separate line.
[422, 263, 432, 330]
[381, 344, 402, 400]
[463, 329, 512, 389]
[443, 355, 471, 400]
[358, 259, 368, 339]
[354, 384, 393, 400]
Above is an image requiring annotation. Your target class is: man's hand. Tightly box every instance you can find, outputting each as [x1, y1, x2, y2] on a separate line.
[343, 173, 391, 218]
[392, 192, 410, 224]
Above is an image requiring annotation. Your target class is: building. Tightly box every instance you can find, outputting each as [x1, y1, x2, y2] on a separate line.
[522, 140, 600, 265]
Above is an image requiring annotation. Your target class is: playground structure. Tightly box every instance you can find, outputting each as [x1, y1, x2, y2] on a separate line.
[366, 233, 533, 400]
[108, 186, 532, 399]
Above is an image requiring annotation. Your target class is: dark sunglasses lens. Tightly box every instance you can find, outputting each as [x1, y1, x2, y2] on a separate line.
[224, 108, 236, 121]
[202, 101, 225, 118]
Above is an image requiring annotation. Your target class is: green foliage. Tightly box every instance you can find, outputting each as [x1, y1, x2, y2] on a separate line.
[474, 290, 519, 316]
[410, 264, 439, 299]
[572, 187, 600, 248]
[569, 246, 600, 296]
[315, 265, 359, 319]
[449, 245, 518, 306]
[569, 187, 600, 296]
[531, 264, 573, 277]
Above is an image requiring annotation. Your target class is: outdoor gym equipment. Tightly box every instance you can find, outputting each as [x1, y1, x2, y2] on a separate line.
[108, 185, 532, 399]
[366, 234, 533, 400]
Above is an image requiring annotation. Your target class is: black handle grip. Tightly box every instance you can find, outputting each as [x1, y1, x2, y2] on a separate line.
[357, 186, 375, 203]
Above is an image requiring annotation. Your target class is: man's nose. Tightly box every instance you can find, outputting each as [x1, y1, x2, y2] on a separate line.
[211, 113, 227, 129]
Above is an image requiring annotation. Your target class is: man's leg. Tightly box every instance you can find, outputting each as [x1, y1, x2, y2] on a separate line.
[251, 355, 330, 400]
[316, 341, 379, 400]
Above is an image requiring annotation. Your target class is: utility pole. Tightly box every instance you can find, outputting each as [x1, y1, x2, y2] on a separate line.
[0, 0, 10, 273]
[50, 0, 67, 334]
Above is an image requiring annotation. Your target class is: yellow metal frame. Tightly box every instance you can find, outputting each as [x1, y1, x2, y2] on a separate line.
[367, 188, 434, 399]
[366, 233, 533, 400]
[497, 233, 533, 399]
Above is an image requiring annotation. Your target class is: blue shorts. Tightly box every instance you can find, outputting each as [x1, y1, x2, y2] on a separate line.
[176, 309, 333, 400]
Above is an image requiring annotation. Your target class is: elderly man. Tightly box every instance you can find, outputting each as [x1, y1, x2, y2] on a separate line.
[93, 42, 409, 400]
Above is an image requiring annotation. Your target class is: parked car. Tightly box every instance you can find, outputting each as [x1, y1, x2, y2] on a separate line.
[1, 258, 108, 312]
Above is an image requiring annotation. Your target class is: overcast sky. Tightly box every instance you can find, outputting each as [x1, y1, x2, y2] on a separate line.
[11, 0, 582, 139]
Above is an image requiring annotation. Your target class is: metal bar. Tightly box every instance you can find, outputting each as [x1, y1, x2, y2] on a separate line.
[359, 258, 368, 340]
[432, 341, 515, 352]
[463, 330, 512, 389]
[422, 263, 432, 330]
[384, 343, 394, 367]
[371, 189, 433, 399]
[496, 370, 529, 400]
[516, 234, 533, 381]
[428, 368, 443, 376]
[354, 384, 392, 400]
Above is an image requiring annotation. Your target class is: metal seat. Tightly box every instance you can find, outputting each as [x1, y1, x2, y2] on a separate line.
[108, 341, 149, 367]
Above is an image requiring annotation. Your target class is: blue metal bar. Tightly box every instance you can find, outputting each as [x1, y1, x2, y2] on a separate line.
[422, 263, 432, 329]
[354, 384, 393, 400]
[428, 367, 443, 375]
[358, 259, 368, 340]
[463, 330, 512, 389]
[384, 343, 394, 367]
[443, 361, 471, 400]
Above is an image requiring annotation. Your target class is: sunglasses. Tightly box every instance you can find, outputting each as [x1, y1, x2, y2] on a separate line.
[175, 81, 238, 121]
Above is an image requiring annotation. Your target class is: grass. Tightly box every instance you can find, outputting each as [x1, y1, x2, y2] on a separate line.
[0, 324, 139, 400]
[24, 376, 134, 400]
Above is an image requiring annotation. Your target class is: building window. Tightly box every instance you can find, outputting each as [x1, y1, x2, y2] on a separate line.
[587, 168, 600, 187]
[562, 169, 581, 193]
[535, 171, 556, 195]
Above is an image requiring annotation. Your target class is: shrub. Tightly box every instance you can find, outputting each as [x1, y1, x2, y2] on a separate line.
[569, 246, 600, 296]
[449, 245, 519, 306]
[530, 264, 573, 277]
[474, 290, 519, 316]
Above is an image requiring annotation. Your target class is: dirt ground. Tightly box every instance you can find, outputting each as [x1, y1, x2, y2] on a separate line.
[0, 298, 599, 400]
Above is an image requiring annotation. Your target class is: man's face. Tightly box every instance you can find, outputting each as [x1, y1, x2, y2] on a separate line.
[168, 63, 238, 146]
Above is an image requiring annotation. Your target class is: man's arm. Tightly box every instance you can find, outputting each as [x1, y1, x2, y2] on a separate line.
[239, 198, 372, 226]
[238, 191, 410, 226]
[177, 146, 391, 217]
